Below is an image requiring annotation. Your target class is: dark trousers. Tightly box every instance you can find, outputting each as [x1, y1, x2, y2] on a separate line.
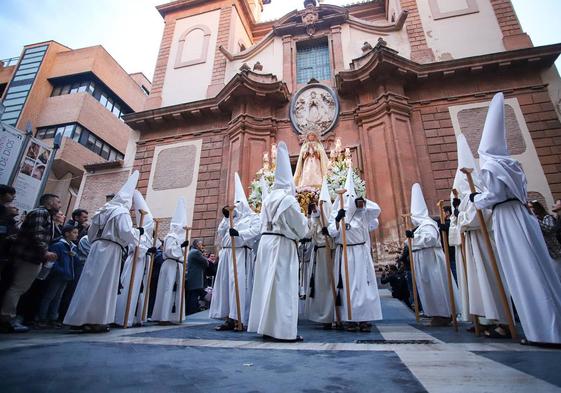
[186, 289, 205, 315]
[37, 275, 68, 321]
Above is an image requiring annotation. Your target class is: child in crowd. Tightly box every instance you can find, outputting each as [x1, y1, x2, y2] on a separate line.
[36, 224, 79, 328]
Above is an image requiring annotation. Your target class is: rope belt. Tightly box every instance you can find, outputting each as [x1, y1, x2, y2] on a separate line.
[262, 232, 298, 247]
[336, 242, 366, 247]
[164, 257, 183, 264]
[221, 245, 253, 250]
[492, 198, 522, 211]
[91, 237, 128, 294]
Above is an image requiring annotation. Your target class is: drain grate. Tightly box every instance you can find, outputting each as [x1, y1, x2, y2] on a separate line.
[355, 339, 435, 344]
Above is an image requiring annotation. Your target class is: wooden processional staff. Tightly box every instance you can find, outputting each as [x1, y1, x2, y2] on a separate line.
[123, 209, 147, 329]
[179, 225, 192, 323]
[437, 200, 459, 332]
[141, 219, 160, 322]
[318, 200, 342, 324]
[460, 167, 517, 339]
[452, 188, 480, 336]
[335, 189, 352, 321]
[402, 214, 420, 322]
[228, 206, 244, 331]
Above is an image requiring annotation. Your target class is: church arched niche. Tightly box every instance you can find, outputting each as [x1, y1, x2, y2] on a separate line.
[174, 24, 211, 68]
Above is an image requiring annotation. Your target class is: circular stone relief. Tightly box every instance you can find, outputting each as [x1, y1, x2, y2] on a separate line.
[289, 83, 339, 136]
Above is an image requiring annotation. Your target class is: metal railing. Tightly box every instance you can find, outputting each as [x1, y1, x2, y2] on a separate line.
[0, 57, 20, 67]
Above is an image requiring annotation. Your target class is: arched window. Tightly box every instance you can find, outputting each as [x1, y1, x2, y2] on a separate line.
[174, 24, 211, 68]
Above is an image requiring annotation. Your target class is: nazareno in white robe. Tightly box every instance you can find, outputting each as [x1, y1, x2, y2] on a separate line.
[209, 212, 260, 325]
[411, 222, 459, 318]
[304, 213, 335, 324]
[328, 206, 382, 322]
[448, 213, 469, 322]
[475, 164, 561, 343]
[64, 207, 138, 326]
[151, 234, 185, 323]
[458, 195, 513, 324]
[247, 189, 308, 340]
[114, 235, 150, 326]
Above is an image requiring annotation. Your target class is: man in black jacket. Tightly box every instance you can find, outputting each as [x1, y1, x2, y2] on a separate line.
[186, 239, 209, 315]
[1, 193, 61, 332]
[0, 185, 17, 278]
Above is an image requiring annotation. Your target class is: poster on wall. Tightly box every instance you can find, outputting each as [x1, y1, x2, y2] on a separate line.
[0, 123, 26, 184]
[12, 138, 52, 216]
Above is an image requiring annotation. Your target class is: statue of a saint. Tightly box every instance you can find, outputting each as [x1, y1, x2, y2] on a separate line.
[293, 132, 329, 189]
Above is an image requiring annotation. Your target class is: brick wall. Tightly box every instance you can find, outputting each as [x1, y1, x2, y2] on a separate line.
[489, 0, 524, 37]
[399, 0, 435, 63]
[147, 17, 177, 108]
[489, 0, 532, 50]
[417, 90, 561, 204]
[519, 91, 561, 197]
[208, 6, 232, 93]
[134, 132, 227, 248]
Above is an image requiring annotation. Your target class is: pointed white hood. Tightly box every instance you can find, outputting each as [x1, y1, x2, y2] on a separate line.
[478, 92, 509, 163]
[452, 133, 482, 197]
[273, 141, 295, 195]
[107, 170, 139, 210]
[132, 190, 154, 235]
[169, 197, 187, 239]
[234, 172, 253, 217]
[477, 92, 527, 203]
[410, 183, 437, 229]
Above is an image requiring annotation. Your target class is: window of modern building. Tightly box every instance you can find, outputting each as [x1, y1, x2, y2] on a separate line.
[50, 77, 132, 120]
[296, 39, 331, 84]
[0, 45, 48, 126]
[35, 123, 124, 161]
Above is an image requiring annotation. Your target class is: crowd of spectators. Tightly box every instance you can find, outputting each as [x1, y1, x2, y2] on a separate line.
[0, 184, 220, 333]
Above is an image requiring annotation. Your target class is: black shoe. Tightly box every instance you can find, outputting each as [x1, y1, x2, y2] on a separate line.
[8, 319, 29, 333]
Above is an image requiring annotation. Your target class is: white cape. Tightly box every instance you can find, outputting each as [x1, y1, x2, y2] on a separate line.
[64, 207, 138, 326]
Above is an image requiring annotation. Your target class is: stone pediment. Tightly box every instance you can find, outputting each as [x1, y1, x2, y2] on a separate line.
[219, 4, 407, 62]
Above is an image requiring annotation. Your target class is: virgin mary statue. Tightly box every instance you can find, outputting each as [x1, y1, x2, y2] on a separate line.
[293, 132, 330, 189]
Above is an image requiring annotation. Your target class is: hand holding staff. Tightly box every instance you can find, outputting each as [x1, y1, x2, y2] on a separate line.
[461, 167, 517, 339]
[336, 189, 352, 321]
[141, 219, 159, 322]
[124, 209, 147, 328]
[319, 200, 341, 324]
[437, 200, 458, 331]
[179, 226, 192, 323]
[228, 206, 244, 331]
[402, 214, 420, 322]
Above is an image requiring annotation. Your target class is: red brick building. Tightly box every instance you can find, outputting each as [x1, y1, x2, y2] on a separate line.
[0, 41, 151, 216]
[83, 0, 561, 260]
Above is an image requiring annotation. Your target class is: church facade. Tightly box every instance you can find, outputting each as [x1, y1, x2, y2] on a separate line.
[78, 0, 561, 260]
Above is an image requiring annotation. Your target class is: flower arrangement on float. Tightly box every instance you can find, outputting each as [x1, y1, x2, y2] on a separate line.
[248, 138, 366, 212]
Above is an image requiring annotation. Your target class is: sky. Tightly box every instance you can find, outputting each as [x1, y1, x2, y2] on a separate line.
[0, 0, 560, 80]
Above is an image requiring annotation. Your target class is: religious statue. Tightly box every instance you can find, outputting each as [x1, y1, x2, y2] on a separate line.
[293, 132, 329, 189]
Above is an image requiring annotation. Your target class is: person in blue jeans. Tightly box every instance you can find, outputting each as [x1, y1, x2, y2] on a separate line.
[37, 224, 79, 328]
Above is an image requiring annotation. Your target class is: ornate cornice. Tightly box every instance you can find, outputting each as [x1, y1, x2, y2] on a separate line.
[219, 5, 408, 62]
[124, 68, 289, 129]
[336, 42, 561, 95]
